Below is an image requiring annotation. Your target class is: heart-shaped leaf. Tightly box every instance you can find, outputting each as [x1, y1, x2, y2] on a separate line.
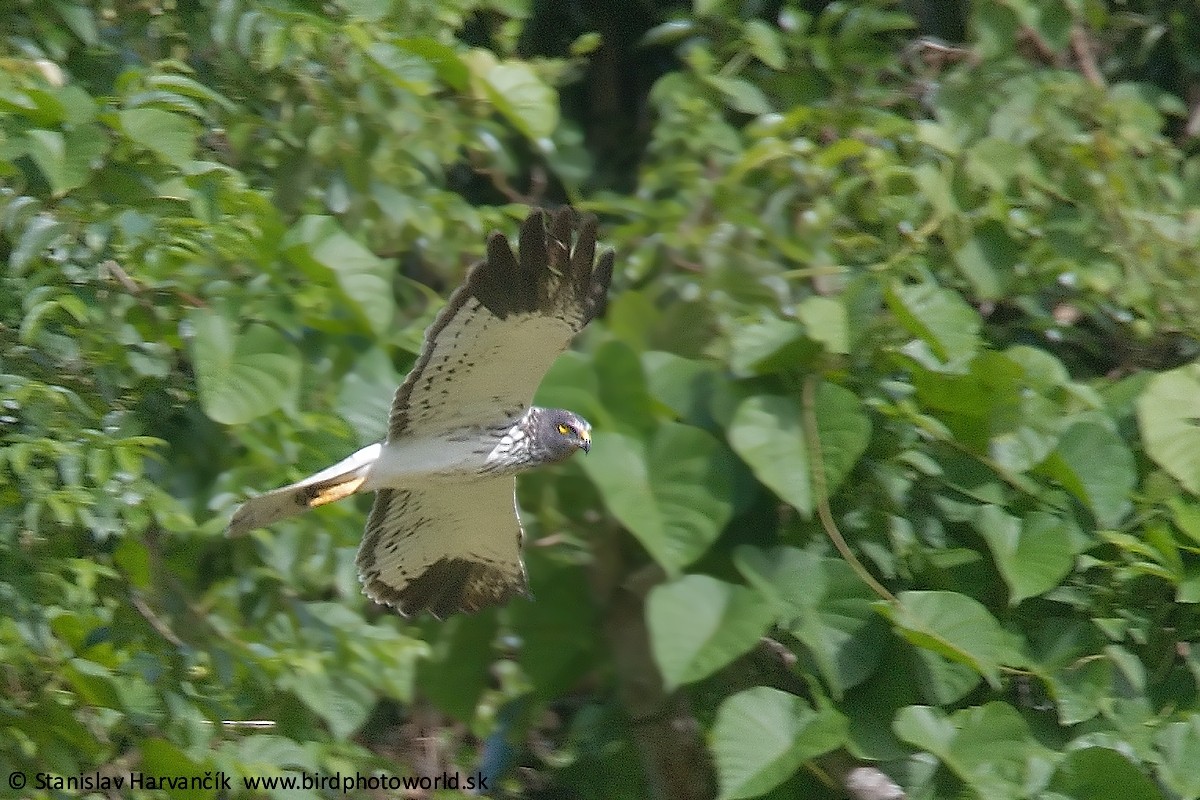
[736, 546, 883, 697]
[646, 574, 774, 689]
[880, 591, 1026, 688]
[282, 215, 395, 336]
[728, 386, 869, 516]
[190, 310, 300, 425]
[973, 506, 1074, 605]
[711, 687, 846, 800]
[582, 423, 734, 572]
[1138, 364, 1200, 497]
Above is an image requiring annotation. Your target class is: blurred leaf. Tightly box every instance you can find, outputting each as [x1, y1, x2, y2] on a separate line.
[581, 424, 735, 572]
[887, 282, 981, 364]
[743, 19, 785, 70]
[796, 296, 849, 355]
[736, 546, 883, 697]
[117, 107, 196, 166]
[881, 591, 1024, 688]
[1050, 746, 1164, 800]
[9, 213, 67, 273]
[282, 215, 395, 336]
[477, 59, 558, 140]
[336, 349, 399, 444]
[975, 507, 1074, 605]
[1041, 422, 1135, 527]
[728, 317, 817, 377]
[1138, 365, 1200, 497]
[418, 613, 497, 720]
[594, 340, 657, 436]
[728, 394, 812, 514]
[24, 125, 107, 195]
[189, 310, 301, 425]
[711, 687, 846, 800]
[728, 386, 868, 517]
[894, 703, 1043, 800]
[704, 75, 773, 115]
[647, 574, 773, 689]
[1155, 718, 1200, 799]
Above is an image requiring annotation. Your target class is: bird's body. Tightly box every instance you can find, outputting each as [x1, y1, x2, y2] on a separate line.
[228, 208, 611, 618]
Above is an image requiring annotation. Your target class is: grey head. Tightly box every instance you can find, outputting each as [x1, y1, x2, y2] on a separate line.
[521, 406, 592, 465]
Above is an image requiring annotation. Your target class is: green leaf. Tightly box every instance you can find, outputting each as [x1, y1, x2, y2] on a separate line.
[24, 125, 108, 195]
[139, 739, 207, 800]
[394, 37, 469, 90]
[512, 558, 600, 699]
[887, 282, 981, 364]
[704, 75, 773, 115]
[646, 574, 774, 689]
[728, 387, 868, 516]
[51, 0, 99, 45]
[1155, 718, 1200, 799]
[417, 613, 497, 720]
[813, 382, 871, 493]
[743, 19, 785, 70]
[282, 216, 395, 336]
[594, 340, 657, 436]
[1138, 365, 1200, 497]
[478, 59, 559, 140]
[951, 219, 1018, 300]
[1041, 422, 1135, 527]
[796, 296, 849, 355]
[118, 107, 196, 166]
[894, 703, 1042, 800]
[535, 351, 609, 430]
[975, 506, 1074, 605]
[710, 687, 846, 800]
[365, 42, 435, 93]
[1050, 746, 1164, 800]
[9, 214, 68, 274]
[728, 394, 811, 514]
[642, 351, 722, 426]
[581, 424, 735, 572]
[284, 671, 373, 740]
[881, 591, 1024, 687]
[189, 310, 301, 425]
[728, 317, 817, 377]
[735, 546, 883, 697]
[694, 0, 726, 16]
[336, 349, 399, 444]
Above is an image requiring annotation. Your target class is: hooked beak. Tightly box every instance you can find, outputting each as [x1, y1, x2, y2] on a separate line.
[580, 429, 591, 454]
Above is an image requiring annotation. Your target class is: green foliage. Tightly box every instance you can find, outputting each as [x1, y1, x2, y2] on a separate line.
[7, 1, 1200, 798]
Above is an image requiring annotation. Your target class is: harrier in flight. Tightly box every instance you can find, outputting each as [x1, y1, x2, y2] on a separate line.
[228, 208, 613, 618]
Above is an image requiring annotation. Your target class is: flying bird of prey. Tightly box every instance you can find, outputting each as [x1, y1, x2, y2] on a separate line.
[227, 208, 613, 618]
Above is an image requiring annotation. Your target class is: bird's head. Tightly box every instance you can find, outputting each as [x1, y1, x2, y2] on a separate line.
[533, 407, 592, 462]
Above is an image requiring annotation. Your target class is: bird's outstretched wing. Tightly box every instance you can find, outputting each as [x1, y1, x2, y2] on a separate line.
[387, 207, 613, 438]
[356, 478, 526, 618]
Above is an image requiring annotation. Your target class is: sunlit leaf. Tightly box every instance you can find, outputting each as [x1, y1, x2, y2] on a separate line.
[881, 591, 1025, 687]
[647, 574, 773, 689]
[1138, 365, 1200, 497]
[118, 107, 196, 166]
[711, 687, 846, 800]
[581, 424, 735, 572]
[189, 310, 301, 425]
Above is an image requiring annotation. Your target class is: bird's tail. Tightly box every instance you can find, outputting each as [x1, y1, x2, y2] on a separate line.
[226, 443, 382, 537]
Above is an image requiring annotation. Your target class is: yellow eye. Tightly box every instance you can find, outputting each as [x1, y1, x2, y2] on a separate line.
[557, 423, 571, 435]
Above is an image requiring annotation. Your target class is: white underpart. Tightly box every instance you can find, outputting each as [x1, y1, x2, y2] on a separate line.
[362, 432, 510, 492]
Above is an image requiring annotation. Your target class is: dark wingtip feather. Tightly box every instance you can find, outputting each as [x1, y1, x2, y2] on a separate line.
[591, 248, 615, 319]
[364, 557, 528, 619]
